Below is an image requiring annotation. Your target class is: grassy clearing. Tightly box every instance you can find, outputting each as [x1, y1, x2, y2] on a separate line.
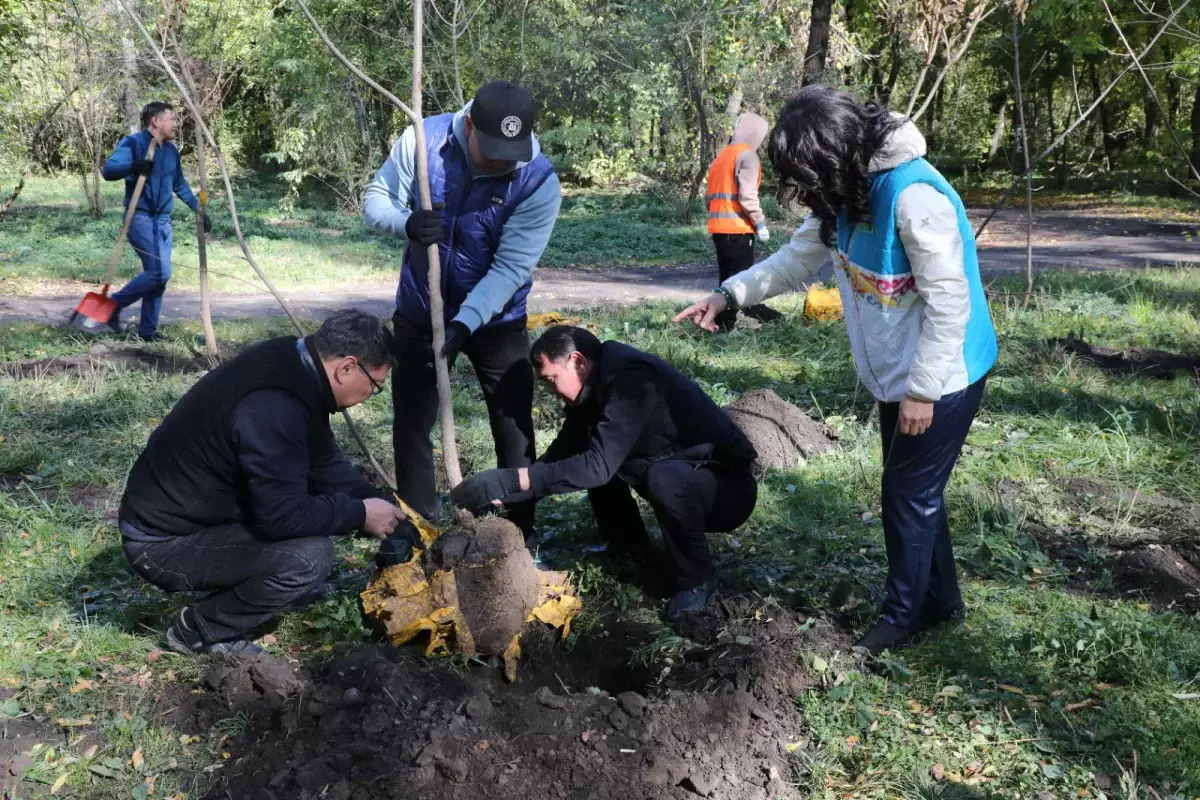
[0, 175, 795, 297]
[2, 266, 1200, 797]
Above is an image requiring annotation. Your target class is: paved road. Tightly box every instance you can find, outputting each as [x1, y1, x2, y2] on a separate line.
[2, 209, 1196, 327]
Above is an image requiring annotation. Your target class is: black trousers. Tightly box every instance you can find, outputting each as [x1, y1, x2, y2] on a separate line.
[877, 377, 987, 629]
[589, 459, 757, 591]
[390, 312, 536, 540]
[122, 522, 334, 643]
[712, 233, 777, 326]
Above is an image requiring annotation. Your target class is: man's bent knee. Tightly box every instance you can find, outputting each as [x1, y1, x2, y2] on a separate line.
[277, 537, 334, 590]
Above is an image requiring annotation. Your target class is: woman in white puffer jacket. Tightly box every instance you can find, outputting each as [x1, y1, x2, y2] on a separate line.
[675, 85, 998, 655]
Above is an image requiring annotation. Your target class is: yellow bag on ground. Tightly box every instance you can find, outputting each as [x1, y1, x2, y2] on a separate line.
[803, 286, 843, 322]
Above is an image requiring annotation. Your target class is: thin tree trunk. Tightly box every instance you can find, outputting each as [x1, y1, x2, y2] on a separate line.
[883, 33, 902, 102]
[1144, 83, 1160, 143]
[1192, 85, 1200, 172]
[168, 26, 219, 356]
[120, 7, 140, 133]
[1012, 16, 1034, 306]
[868, 34, 886, 95]
[194, 134, 217, 357]
[0, 166, 30, 219]
[1089, 63, 1117, 167]
[1164, 41, 1181, 129]
[803, 0, 834, 85]
[988, 97, 1007, 163]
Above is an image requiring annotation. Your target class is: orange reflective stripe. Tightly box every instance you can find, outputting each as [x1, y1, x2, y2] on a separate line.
[706, 143, 754, 234]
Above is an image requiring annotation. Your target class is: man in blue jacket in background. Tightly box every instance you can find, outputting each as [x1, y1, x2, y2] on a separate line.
[363, 80, 561, 563]
[102, 101, 209, 341]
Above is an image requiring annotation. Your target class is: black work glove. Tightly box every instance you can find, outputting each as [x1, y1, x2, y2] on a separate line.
[451, 468, 522, 514]
[375, 518, 420, 569]
[405, 204, 444, 247]
[131, 158, 154, 177]
[441, 321, 470, 362]
[200, 210, 213, 234]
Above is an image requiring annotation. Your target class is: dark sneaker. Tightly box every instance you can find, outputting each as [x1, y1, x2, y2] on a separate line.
[165, 607, 264, 657]
[854, 620, 917, 656]
[132, 331, 166, 343]
[667, 577, 718, 621]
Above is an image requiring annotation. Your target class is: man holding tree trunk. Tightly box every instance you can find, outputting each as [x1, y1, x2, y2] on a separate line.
[363, 80, 562, 564]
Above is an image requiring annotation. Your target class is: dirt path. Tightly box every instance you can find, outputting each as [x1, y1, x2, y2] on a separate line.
[1, 209, 1196, 327]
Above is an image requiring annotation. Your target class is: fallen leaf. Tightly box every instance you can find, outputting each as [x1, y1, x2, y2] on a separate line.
[132, 749, 144, 770]
[475, 740, 489, 752]
[845, 735, 859, 750]
[51, 773, 69, 794]
[997, 684, 1025, 695]
[1065, 699, 1097, 712]
[261, 634, 277, 645]
[70, 679, 93, 694]
[56, 716, 93, 727]
[146, 650, 164, 664]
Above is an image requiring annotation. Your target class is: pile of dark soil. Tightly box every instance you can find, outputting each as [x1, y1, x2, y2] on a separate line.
[1113, 543, 1200, 606]
[0, 344, 223, 379]
[201, 597, 850, 800]
[724, 389, 838, 475]
[1053, 333, 1200, 378]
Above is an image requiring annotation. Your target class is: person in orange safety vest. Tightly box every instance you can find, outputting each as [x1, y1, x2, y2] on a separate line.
[705, 112, 781, 328]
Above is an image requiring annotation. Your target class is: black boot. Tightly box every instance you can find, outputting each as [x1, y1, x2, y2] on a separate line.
[854, 620, 917, 656]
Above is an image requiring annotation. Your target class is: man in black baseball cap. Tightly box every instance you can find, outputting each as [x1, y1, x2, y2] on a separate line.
[363, 80, 561, 563]
[467, 80, 536, 165]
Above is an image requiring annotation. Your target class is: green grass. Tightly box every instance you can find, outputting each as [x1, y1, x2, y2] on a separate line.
[2, 266, 1200, 796]
[0, 175, 796, 296]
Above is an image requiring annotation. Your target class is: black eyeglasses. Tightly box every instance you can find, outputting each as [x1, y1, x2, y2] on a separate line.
[358, 362, 386, 396]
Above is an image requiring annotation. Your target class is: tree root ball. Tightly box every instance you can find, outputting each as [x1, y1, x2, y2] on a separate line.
[424, 516, 539, 654]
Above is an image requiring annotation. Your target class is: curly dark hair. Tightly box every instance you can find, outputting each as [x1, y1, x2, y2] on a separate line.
[767, 85, 906, 248]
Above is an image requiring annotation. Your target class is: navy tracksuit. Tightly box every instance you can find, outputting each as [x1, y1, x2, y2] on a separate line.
[101, 130, 199, 337]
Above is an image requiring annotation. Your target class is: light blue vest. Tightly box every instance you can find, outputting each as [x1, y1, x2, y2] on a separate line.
[836, 157, 997, 386]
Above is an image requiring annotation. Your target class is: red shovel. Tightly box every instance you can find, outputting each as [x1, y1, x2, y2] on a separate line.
[70, 139, 159, 333]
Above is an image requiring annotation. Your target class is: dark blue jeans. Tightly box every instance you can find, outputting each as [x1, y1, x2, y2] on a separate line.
[112, 212, 172, 337]
[878, 377, 987, 630]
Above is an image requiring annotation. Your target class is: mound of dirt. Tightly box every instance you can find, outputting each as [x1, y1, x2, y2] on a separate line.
[1113, 544, 1200, 606]
[207, 598, 846, 800]
[0, 343, 223, 379]
[1054, 333, 1200, 378]
[724, 389, 838, 474]
[426, 518, 539, 654]
[1061, 478, 1200, 542]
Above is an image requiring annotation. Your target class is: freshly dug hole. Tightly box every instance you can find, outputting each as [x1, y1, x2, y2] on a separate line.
[725, 388, 837, 474]
[425, 517, 539, 654]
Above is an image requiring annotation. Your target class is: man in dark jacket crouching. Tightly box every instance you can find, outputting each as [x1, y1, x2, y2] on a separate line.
[452, 325, 758, 620]
[119, 309, 407, 655]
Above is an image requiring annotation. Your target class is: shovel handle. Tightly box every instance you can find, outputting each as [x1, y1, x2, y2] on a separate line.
[105, 138, 159, 287]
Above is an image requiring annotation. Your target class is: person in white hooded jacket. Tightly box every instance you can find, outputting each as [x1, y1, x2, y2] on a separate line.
[675, 85, 998, 656]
